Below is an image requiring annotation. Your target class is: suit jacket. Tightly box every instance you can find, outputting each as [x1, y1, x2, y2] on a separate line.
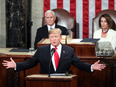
[93, 29, 116, 50]
[16, 44, 92, 74]
[34, 25, 67, 49]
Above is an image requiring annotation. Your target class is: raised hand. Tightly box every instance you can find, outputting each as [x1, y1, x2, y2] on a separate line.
[2, 57, 16, 69]
[92, 60, 106, 71]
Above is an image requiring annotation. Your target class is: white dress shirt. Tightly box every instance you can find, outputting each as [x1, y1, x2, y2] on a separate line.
[47, 23, 55, 31]
[93, 29, 116, 50]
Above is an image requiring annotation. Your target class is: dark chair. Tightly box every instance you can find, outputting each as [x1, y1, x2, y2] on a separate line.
[42, 8, 75, 38]
[92, 9, 116, 37]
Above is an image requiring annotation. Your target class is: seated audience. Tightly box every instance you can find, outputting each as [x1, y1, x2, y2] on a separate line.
[2, 28, 105, 74]
[93, 13, 116, 50]
[34, 10, 67, 49]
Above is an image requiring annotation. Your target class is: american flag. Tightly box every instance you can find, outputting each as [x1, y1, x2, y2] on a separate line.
[44, 0, 116, 38]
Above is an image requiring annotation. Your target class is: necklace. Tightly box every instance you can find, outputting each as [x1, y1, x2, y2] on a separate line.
[102, 29, 109, 34]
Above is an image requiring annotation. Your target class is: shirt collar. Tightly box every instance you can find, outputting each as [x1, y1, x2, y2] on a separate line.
[47, 23, 55, 31]
[51, 43, 61, 50]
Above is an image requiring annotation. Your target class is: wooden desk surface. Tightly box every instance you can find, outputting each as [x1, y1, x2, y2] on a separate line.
[25, 74, 77, 81]
[0, 48, 34, 56]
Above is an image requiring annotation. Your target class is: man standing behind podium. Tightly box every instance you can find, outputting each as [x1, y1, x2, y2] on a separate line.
[34, 10, 67, 49]
[2, 28, 106, 74]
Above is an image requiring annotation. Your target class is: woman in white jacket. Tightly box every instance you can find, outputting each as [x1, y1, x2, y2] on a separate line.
[93, 13, 116, 50]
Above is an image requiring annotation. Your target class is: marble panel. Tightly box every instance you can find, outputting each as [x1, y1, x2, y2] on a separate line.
[31, 0, 43, 47]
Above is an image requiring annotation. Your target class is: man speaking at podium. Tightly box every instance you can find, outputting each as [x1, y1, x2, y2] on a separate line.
[2, 28, 106, 74]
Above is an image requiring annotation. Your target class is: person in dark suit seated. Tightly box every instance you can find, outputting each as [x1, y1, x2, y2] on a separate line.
[34, 10, 68, 49]
[2, 28, 106, 74]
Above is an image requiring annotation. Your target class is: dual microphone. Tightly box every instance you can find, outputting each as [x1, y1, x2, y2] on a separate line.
[48, 48, 55, 77]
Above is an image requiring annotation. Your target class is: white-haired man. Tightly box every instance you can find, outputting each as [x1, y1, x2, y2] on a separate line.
[34, 10, 67, 49]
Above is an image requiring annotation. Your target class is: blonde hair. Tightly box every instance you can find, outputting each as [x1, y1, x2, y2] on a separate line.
[49, 28, 62, 36]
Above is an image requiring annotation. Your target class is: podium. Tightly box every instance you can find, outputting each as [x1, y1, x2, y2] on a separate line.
[25, 74, 78, 87]
[100, 57, 116, 87]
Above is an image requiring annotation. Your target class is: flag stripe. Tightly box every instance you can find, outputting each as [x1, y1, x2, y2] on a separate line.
[44, 0, 116, 38]
[57, 0, 63, 8]
[83, 0, 89, 38]
[70, 0, 76, 19]
[89, 0, 95, 38]
[95, 0, 101, 16]
[44, 0, 50, 15]
[70, 0, 76, 37]
[63, 0, 70, 12]
[102, 0, 108, 10]
[76, 0, 83, 38]
[50, 0, 57, 10]
[109, 0, 114, 9]
[115, 0, 116, 9]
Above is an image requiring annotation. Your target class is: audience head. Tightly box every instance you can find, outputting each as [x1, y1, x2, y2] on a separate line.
[49, 28, 62, 47]
[99, 13, 113, 29]
[45, 10, 56, 26]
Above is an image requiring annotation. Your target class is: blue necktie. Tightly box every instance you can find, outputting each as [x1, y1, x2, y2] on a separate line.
[50, 27, 52, 29]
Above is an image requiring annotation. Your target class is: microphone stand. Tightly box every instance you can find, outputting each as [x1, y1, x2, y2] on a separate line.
[48, 48, 55, 77]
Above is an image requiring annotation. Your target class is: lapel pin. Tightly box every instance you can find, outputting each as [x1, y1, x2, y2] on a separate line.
[63, 51, 65, 53]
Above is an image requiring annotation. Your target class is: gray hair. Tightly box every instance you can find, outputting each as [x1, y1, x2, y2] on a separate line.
[45, 10, 56, 17]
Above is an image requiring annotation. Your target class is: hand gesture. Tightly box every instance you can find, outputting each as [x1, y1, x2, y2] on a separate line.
[92, 60, 106, 71]
[2, 57, 16, 69]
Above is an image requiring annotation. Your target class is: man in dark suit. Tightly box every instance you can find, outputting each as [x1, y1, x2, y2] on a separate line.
[34, 10, 67, 49]
[2, 28, 106, 74]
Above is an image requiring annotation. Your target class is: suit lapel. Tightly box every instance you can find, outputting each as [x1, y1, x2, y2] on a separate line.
[46, 44, 51, 59]
[106, 29, 111, 39]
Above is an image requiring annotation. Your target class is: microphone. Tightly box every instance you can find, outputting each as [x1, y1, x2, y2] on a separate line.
[65, 28, 75, 44]
[48, 48, 55, 77]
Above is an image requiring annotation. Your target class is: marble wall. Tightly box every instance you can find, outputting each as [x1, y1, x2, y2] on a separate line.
[0, 0, 6, 47]
[31, 0, 43, 48]
[0, 0, 43, 48]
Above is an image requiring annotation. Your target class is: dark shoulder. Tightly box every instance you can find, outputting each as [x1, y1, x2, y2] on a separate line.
[62, 45, 74, 50]
[56, 25, 67, 29]
[37, 44, 49, 50]
[37, 25, 47, 32]
[56, 25, 67, 35]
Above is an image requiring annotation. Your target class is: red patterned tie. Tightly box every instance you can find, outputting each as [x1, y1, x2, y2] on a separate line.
[54, 47, 60, 69]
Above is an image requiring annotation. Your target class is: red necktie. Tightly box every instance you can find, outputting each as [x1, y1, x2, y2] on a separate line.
[54, 47, 60, 69]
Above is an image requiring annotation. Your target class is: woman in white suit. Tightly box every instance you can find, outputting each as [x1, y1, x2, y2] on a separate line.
[93, 13, 116, 50]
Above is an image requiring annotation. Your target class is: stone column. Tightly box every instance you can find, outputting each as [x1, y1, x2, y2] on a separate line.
[31, 0, 43, 48]
[0, 0, 6, 47]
